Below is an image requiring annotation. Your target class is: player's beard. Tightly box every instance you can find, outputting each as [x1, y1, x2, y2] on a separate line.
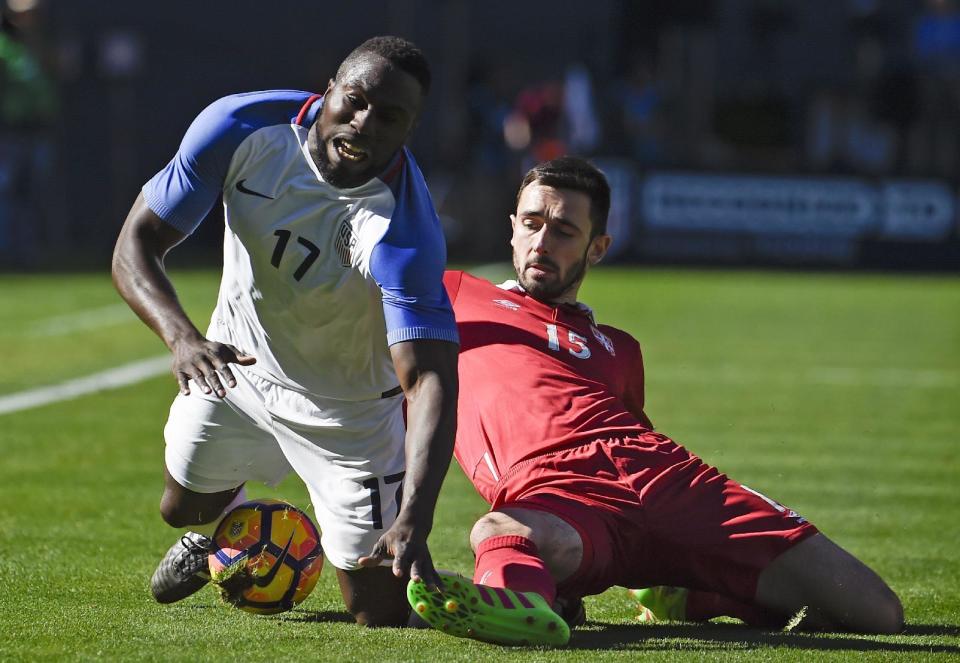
[313, 137, 366, 189]
[514, 248, 589, 304]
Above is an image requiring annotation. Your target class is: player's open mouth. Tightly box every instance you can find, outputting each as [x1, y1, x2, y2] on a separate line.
[334, 138, 368, 163]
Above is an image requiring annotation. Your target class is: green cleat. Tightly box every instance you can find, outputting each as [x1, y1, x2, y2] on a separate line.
[407, 572, 570, 647]
[629, 586, 688, 623]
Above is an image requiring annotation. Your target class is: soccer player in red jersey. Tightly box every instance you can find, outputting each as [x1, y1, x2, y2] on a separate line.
[406, 157, 903, 646]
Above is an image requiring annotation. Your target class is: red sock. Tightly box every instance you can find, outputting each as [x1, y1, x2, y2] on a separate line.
[686, 590, 783, 627]
[473, 535, 556, 605]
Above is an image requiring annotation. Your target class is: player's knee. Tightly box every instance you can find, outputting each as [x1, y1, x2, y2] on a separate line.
[882, 596, 905, 634]
[159, 490, 229, 528]
[346, 597, 409, 628]
[351, 607, 409, 628]
[159, 497, 193, 528]
[469, 512, 531, 551]
[337, 566, 410, 627]
[867, 589, 904, 634]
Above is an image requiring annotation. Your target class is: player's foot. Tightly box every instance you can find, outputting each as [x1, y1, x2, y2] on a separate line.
[150, 532, 214, 604]
[554, 595, 586, 629]
[628, 586, 688, 623]
[407, 572, 570, 646]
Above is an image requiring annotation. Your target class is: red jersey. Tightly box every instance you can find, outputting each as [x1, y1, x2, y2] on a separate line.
[444, 270, 654, 502]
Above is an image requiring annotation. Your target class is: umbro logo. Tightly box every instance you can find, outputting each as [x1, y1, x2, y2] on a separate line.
[236, 179, 274, 200]
[493, 299, 520, 311]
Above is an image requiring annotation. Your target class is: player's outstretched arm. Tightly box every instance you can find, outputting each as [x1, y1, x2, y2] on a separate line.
[112, 193, 255, 398]
[360, 339, 459, 588]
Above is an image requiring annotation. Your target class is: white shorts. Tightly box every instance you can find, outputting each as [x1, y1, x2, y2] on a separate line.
[163, 367, 406, 571]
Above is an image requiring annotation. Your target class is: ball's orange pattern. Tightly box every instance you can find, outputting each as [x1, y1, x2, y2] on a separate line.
[209, 499, 323, 614]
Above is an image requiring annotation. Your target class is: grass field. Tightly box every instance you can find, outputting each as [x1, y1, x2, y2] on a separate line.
[1, 266, 958, 662]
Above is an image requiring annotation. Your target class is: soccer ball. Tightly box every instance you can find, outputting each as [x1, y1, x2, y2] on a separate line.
[209, 499, 323, 615]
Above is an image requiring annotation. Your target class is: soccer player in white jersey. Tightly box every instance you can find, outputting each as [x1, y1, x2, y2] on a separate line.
[112, 36, 459, 626]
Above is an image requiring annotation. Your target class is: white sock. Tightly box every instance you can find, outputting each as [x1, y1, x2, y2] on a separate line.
[191, 487, 248, 538]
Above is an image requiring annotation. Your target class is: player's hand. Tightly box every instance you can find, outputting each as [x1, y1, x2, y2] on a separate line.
[358, 518, 441, 590]
[170, 337, 256, 398]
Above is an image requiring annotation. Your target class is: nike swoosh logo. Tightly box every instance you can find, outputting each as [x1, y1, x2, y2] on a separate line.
[236, 179, 274, 200]
[252, 531, 295, 587]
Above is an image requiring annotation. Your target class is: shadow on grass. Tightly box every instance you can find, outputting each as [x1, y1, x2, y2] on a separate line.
[903, 624, 960, 637]
[179, 604, 356, 624]
[280, 610, 356, 624]
[568, 622, 960, 655]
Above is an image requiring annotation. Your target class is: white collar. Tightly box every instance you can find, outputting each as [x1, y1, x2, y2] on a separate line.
[496, 280, 595, 318]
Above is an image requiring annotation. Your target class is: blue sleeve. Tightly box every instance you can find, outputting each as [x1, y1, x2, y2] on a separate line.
[369, 149, 460, 347]
[142, 90, 313, 234]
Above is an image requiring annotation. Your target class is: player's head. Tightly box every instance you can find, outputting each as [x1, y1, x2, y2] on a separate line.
[336, 36, 431, 97]
[510, 157, 612, 305]
[312, 36, 429, 189]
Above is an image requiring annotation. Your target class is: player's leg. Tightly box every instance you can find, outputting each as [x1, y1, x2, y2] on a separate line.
[151, 474, 248, 604]
[335, 566, 411, 626]
[667, 482, 904, 632]
[627, 440, 902, 633]
[407, 494, 617, 646]
[469, 506, 583, 605]
[646, 537, 904, 633]
[473, 506, 588, 631]
[754, 532, 903, 633]
[158, 467, 242, 529]
[272, 391, 415, 626]
[408, 442, 650, 645]
[629, 586, 784, 627]
[407, 509, 571, 644]
[153, 377, 289, 604]
[407, 568, 571, 646]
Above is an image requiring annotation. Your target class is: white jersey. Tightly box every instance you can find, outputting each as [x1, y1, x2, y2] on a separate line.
[143, 90, 458, 400]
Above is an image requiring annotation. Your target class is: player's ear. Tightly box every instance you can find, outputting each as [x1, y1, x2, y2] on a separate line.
[324, 78, 336, 95]
[509, 214, 518, 247]
[587, 234, 611, 266]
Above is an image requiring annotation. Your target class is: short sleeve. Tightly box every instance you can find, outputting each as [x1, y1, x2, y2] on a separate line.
[142, 96, 241, 234]
[141, 90, 315, 235]
[369, 150, 459, 347]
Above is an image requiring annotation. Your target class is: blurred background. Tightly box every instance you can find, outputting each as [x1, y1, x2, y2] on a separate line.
[1, 0, 959, 271]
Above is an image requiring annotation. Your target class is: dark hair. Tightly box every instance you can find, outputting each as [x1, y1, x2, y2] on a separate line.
[336, 36, 431, 95]
[517, 156, 610, 237]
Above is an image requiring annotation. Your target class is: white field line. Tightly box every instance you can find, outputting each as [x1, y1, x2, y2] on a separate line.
[654, 364, 959, 389]
[0, 355, 169, 416]
[27, 303, 137, 336]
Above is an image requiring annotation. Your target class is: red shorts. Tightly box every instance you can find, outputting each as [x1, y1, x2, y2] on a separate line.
[492, 433, 818, 603]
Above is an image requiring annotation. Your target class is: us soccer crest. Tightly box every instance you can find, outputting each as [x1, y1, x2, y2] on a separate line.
[335, 218, 357, 267]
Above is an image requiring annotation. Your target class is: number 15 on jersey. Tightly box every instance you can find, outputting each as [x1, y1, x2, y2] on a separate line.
[545, 323, 591, 359]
